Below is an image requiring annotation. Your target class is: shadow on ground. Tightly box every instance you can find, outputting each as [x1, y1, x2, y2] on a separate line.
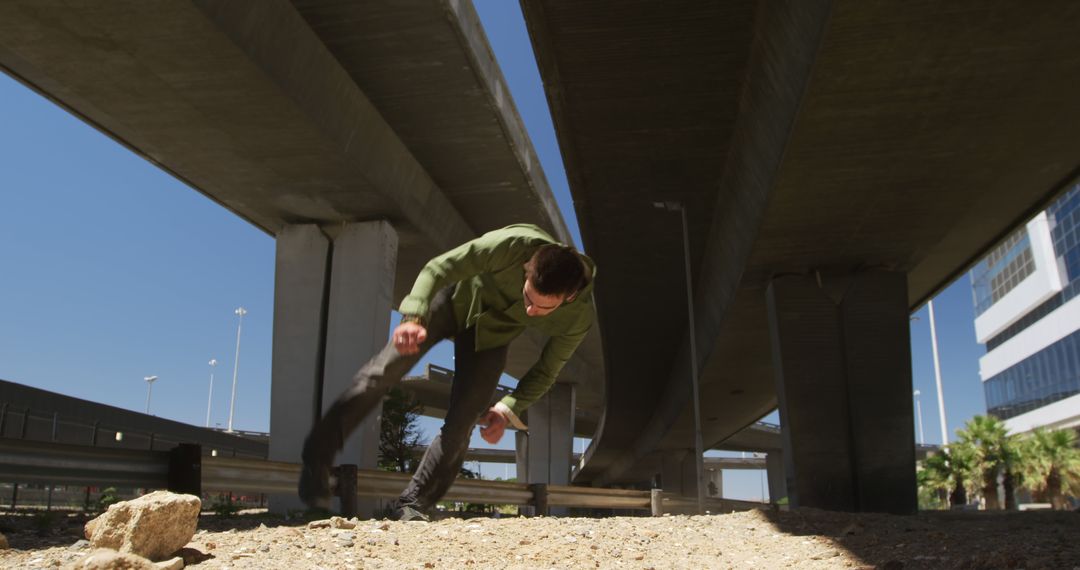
[758, 507, 1080, 569]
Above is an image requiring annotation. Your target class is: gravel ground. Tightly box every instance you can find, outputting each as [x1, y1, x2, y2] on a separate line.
[1, 507, 1078, 569]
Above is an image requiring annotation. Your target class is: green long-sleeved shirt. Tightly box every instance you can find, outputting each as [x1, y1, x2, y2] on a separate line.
[398, 224, 596, 416]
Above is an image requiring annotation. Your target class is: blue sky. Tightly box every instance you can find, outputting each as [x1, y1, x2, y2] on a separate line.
[0, 2, 988, 499]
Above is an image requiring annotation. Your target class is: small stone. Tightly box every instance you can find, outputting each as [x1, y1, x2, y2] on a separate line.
[308, 519, 332, 529]
[69, 539, 91, 550]
[154, 556, 184, 570]
[71, 549, 156, 570]
[178, 547, 211, 566]
[331, 531, 356, 541]
[840, 522, 863, 536]
[331, 516, 357, 529]
[258, 544, 271, 553]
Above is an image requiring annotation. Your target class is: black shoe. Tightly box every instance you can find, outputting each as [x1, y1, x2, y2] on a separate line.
[298, 461, 332, 510]
[393, 505, 430, 522]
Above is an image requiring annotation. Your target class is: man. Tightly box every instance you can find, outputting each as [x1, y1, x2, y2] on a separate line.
[299, 223, 596, 520]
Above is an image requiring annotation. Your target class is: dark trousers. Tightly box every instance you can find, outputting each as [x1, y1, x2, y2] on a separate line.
[302, 287, 508, 511]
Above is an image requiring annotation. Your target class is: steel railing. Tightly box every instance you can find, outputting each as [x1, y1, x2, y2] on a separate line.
[0, 437, 765, 516]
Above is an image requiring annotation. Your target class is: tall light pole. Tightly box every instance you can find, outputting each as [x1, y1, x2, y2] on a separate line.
[928, 300, 949, 444]
[653, 200, 706, 515]
[913, 389, 925, 445]
[205, 359, 218, 428]
[143, 375, 158, 415]
[227, 307, 247, 433]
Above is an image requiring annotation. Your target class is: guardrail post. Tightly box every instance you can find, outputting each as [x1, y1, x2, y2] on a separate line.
[651, 489, 664, 517]
[336, 464, 358, 518]
[529, 483, 549, 517]
[168, 444, 202, 496]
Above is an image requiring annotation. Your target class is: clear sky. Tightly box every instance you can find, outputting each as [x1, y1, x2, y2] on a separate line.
[0, 2, 988, 500]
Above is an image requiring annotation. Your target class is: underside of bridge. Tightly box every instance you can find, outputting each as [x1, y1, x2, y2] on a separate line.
[523, 0, 1080, 509]
[0, 0, 605, 436]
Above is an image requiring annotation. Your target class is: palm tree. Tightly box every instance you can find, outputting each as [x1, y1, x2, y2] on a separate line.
[956, 415, 1015, 510]
[918, 444, 974, 509]
[1019, 427, 1080, 510]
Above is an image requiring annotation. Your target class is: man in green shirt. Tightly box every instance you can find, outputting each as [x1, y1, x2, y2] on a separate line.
[299, 224, 596, 520]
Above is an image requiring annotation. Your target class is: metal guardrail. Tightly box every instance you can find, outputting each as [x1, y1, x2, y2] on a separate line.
[0, 438, 765, 516]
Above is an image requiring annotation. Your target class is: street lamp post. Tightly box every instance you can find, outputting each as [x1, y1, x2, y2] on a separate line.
[653, 200, 706, 515]
[227, 307, 247, 433]
[143, 375, 158, 415]
[913, 389, 925, 445]
[205, 359, 218, 428]
[928, 300, 949, 445]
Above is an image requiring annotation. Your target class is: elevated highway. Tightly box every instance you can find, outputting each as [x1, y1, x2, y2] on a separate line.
[0, 0, 604, 503]
[522, 0, 1080, 511]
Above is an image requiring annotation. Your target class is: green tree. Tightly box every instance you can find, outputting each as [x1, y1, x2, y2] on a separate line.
[918, 444, 974, 509]
[1019, 427, 1080, 510]
[378, 387, 424, 473]
[956, 415, 1015, 510]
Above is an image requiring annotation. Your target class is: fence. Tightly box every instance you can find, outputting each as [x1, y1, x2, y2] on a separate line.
[0, 437, 764, 517]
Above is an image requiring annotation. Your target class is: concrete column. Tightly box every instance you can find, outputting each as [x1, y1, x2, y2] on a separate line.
[660, 449, 700, 514]
[515, 430, 529, 516]
[268, 225, 331, 513]
[321, 221, 398, 517]
[660, 449, 689, 496]
[766, 270, 916, 514]
[765, 450, 787, 504]
[840, 271, 917, 514]
[523, 383, 575, 515]
[706, 468, 723, 498]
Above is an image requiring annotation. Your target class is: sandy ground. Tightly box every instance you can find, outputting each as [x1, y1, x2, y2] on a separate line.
[1, 507, 1078, 569]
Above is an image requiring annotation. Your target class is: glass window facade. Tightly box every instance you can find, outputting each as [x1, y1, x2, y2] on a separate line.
[985, 329, 1080, 420]
[1049, 184, 1080, 282]
[971, 227, 1036, 316]
[979, 181, 1080, 421]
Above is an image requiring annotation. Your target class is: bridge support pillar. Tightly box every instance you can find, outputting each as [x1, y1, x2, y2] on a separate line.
[705, 467, 723, 499]
[660, 449, 700, 512]
[268, 222, 397, 516]
[766, 270, 916, 514]
[519, 383, 575, 515]
[765, 450, 786, 504]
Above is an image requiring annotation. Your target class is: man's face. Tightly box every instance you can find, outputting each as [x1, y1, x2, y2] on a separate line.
[523, 278, 565, 317]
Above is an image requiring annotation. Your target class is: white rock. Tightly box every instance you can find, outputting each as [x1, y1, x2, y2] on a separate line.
[84, 491, 201, 562]
[330, 517, 356, 529]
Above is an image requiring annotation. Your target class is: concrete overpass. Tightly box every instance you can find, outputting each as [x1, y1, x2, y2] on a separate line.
[0, 0, 604, 510]
[4, 0, 1064, 516]
[521, 0, 1080, 513]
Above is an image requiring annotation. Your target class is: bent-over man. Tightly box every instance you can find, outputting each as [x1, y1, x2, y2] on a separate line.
[299, 223, 596, 520]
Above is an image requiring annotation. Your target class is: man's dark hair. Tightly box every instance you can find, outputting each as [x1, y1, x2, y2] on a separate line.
[525, 244, 590, 298]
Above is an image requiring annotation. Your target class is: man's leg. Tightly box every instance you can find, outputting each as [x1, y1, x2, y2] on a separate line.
[299, 288, 457, 508]
[394, 328, 508, 516]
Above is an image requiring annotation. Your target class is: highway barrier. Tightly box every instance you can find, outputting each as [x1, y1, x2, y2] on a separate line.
[0, 438, 764, 516]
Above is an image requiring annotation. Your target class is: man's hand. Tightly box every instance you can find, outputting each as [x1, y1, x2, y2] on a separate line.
[479, 407, 509, 444]
[393, 322, 428, 355]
